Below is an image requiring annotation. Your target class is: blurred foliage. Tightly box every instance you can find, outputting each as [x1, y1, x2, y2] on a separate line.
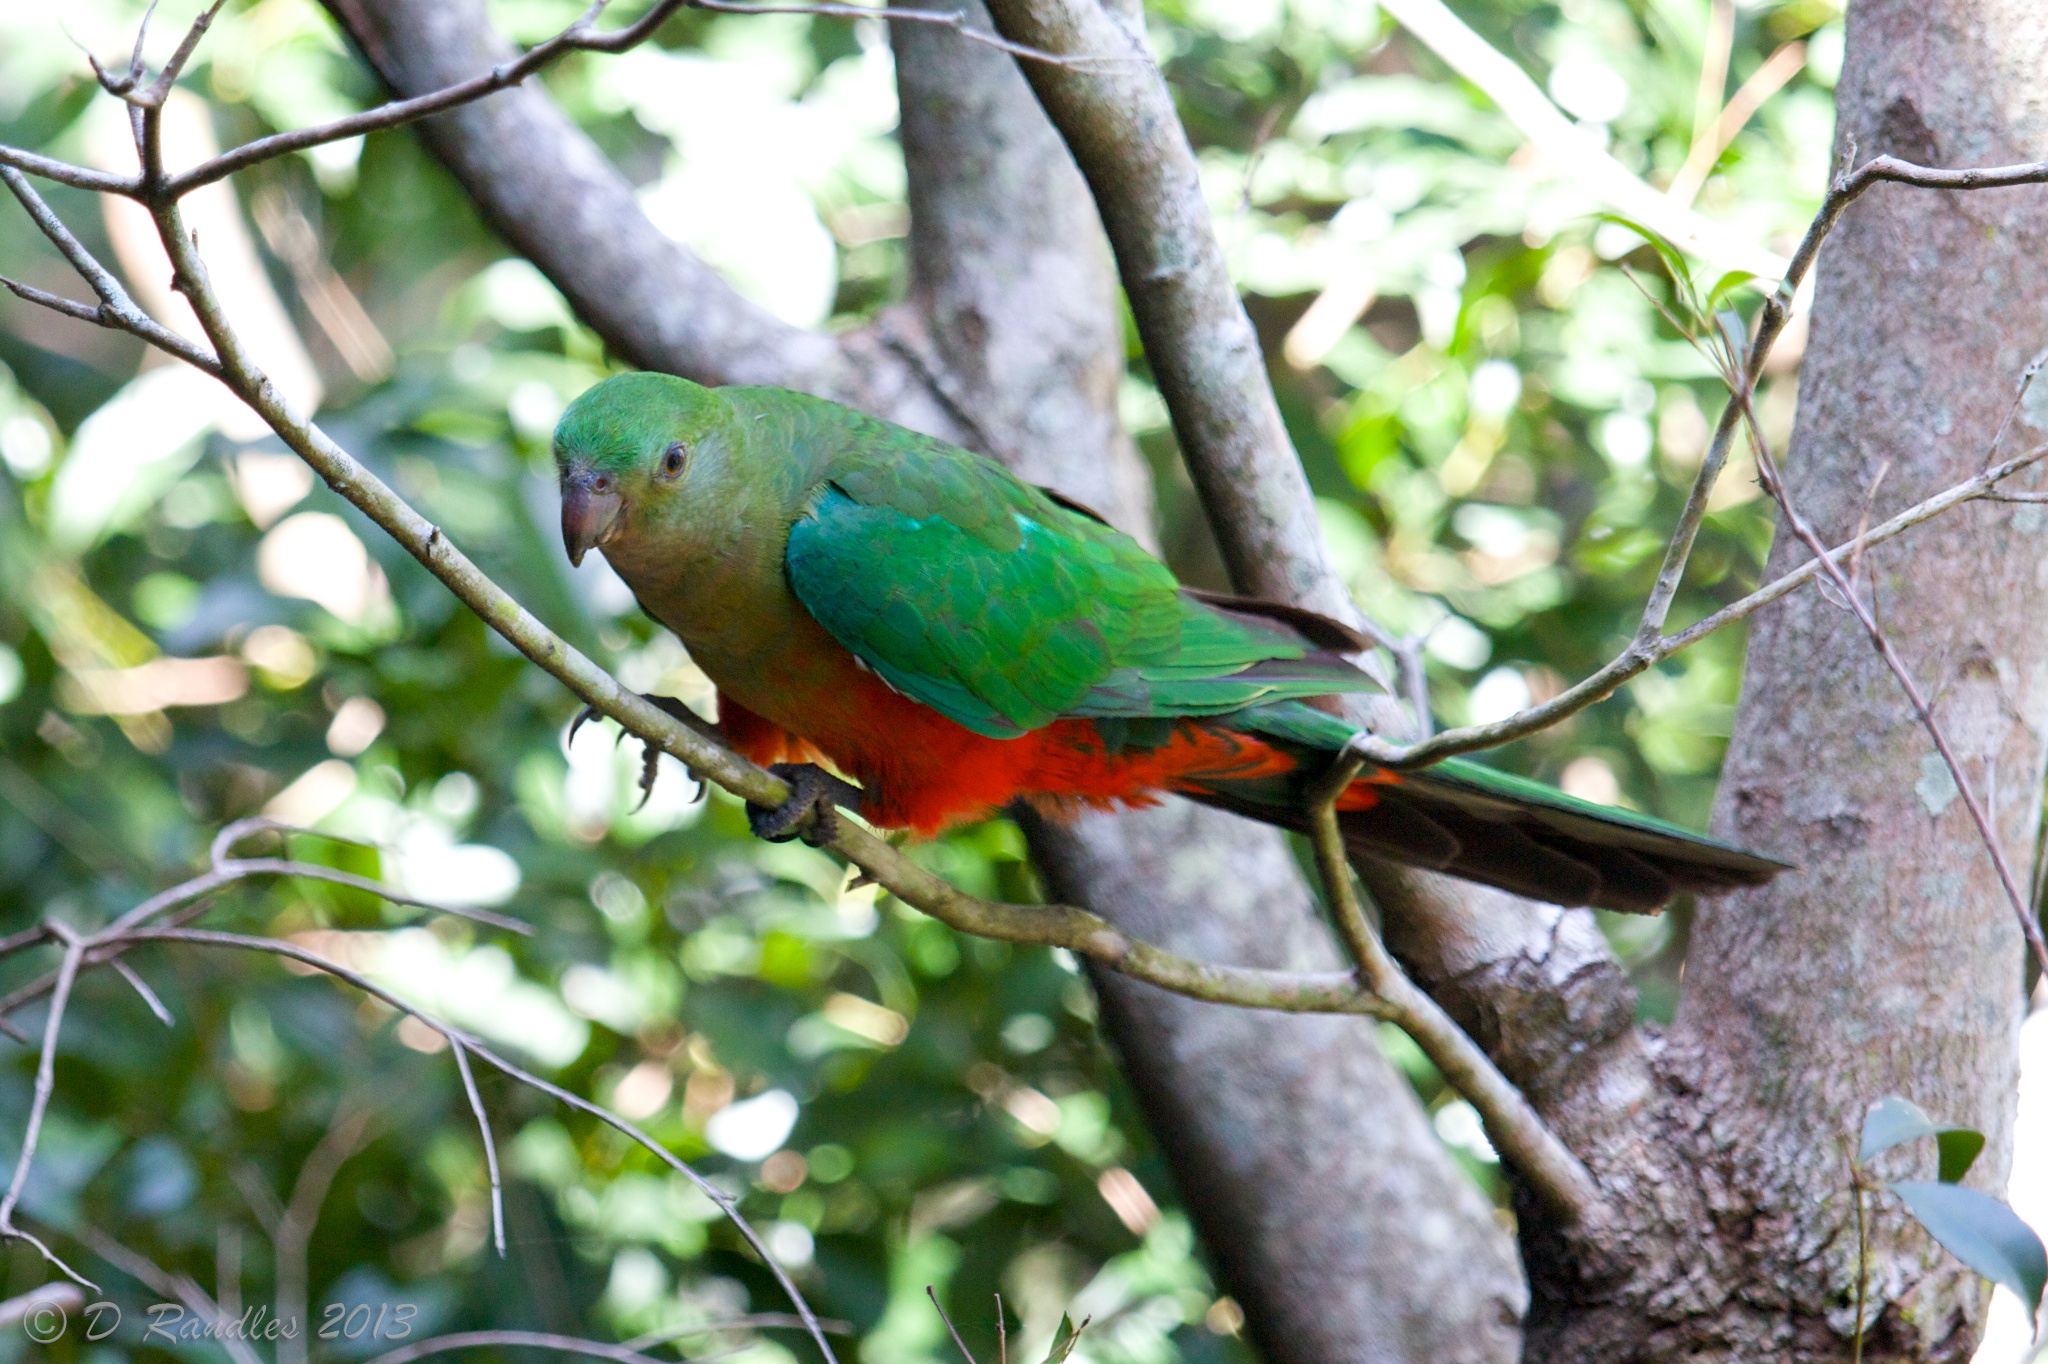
[0, 0, 1838, 1360]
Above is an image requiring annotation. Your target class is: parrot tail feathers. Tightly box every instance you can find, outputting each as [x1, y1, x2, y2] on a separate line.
[1185, 705, 1789, 913]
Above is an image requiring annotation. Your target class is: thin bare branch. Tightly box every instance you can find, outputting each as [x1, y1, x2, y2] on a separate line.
[448, 1040, 506, 1257]
[0, 924, 51, 960]
[89, 0, 159, 95]
[0, 925, 99, 1290]
[1303, 749, 1605, 1225]
[1337, 438, 2048, 769]
[1733, 394, 2048, 975]
[219, 859, 533, 935]
[0, 145, 133, 193]
[0, 277, 106, 326]
[1331, 146, 2048, 770]
[123, 0, 1113, 204]
[0, 852, 531, 1031]
[365, 1329, 820, 1364]
[0, 165, 223, 374]
[687, 0, 1121, 67]
[132, 0, 229, 109]
[927, 1286, 979, 1364]
[156, 1, 680, 196]
[1984, 349, 2047, 471]
[108, 956, 175, 1026]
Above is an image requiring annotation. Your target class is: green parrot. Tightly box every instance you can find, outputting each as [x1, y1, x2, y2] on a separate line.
[553, 371, 1784, 913]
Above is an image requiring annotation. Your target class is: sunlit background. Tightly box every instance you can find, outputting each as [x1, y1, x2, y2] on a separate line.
[2, 0, 2041, 1360]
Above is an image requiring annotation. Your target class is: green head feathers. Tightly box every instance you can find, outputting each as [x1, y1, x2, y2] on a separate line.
[552, 372, 734, 479]
[552, 372, 743, 567]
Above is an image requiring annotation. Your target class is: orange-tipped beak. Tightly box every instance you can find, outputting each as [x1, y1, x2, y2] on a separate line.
[561, 474, 624, 567]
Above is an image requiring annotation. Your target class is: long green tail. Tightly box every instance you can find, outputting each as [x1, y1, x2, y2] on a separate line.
[1182, 702, 1789, 914]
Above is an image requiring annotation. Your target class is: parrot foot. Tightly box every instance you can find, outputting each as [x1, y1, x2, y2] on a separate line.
[568, 695, 712, 811]
[748, 763, 862, 847]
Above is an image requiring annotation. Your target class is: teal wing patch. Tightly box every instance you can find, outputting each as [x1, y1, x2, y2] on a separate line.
[786, 444, 1378, 737]
[786, 485, 1162, 737]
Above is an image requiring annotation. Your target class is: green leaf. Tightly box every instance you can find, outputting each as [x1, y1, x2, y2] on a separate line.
[1860, 1096, 1937, 1162]
[1891, 1180, 2048, 1315]
[1042, 1314, 1088, 1364]
[1706, 270, 1759, 308]
[1593, 212, 1690, 289]
[1937, 1128, 1987, 1184]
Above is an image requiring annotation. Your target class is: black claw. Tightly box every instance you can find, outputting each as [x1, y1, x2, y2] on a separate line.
[570, 694, 714, 815]
[632, 742, 662, 813]
[747, 763, 861, 847]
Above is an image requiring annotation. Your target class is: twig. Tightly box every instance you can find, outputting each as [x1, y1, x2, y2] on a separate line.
[87, 0, 157, 96]
[1330, 148, 2048, 771]
[1733, 394, 2048, 975]
[1984, 349, 2047, 471]
[927, 1286, 979, 1364]
[108, 957, 175, 1026]
[449, 1040, 506, 1256]
[50, 0, 1105, 206]
[0, 165, 223, 375]
[1, 847, 534, 1030]
[365, 1329, 841, 1364]
[150, 1, 681, 198]
[686, 0, 1119, 68]
[0, 144, 135, 193]
[128, 0, 229, 110]
[0, 924, 98, 1290]
[1333, 438, 2048, 770]
[1301, 748, 1605, 1225]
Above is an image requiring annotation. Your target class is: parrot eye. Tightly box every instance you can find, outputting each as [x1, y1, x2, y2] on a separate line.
[660, 443, 688, 478]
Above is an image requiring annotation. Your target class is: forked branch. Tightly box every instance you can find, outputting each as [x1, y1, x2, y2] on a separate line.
[1303, 750, 1604, 1224]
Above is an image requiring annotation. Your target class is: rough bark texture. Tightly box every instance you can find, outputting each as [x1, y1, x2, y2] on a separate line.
[1520, 0, 2048, 1356]
[324, 0, 1526, 1356]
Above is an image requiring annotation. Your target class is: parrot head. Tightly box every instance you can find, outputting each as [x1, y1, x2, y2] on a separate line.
[551, 372, 742, 568]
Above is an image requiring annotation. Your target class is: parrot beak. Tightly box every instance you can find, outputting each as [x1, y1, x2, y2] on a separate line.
[561, 471, 625, 567]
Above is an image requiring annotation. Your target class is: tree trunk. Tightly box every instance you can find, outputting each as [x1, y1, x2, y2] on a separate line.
[1526, 0, 2048, 1355]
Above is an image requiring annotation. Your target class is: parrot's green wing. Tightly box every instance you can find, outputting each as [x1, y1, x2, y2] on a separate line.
[783, 435, 1376, 739]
